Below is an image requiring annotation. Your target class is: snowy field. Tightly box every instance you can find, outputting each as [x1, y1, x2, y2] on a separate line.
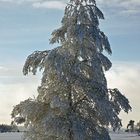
[0, 133, 23, 140]
[0, 132, 140, 140]
[110, 132, 140, 140]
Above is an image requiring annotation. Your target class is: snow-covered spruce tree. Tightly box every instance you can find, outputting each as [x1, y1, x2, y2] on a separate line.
[11, 0, 131, 139]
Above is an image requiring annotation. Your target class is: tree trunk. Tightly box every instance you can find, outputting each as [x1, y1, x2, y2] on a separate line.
[68, 85, 74, 140]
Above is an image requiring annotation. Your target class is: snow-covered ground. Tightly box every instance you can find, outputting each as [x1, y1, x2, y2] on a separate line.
[0, 132, 139, 140]
[0, 133, 23, 140]
[110, 132, 140, 140]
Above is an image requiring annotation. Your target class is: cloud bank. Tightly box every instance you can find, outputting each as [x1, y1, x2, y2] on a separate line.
[0, 0, 140, 15]
[0, 62, 140, 126]
[32, 1, 66, 10]
[97, 0, 140, 15]
[0, 65, 40, 124]
[106, 62, 140, 126]
[0, 0, 66, 10]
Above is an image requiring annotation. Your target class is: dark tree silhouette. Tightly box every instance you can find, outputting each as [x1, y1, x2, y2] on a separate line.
[0, 124, 18, 133]
[136, 121, 140, 136]
[127, 120, 135, 132]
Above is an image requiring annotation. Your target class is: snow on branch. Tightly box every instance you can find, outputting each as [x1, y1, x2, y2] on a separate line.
[11, 98, 49, 126]
[23, 50, 50, 75]
[98, 53, 112, 71]
[108, 88, 132, 113]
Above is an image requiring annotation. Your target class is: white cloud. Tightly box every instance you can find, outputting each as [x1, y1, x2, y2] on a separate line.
[0, 0, 40, 2]
[0, 83, 39, 124]
[97, 0, 140, 15]
[106, 62, 140, 127]
[0, 0, 140, 15]
[32, 1, 66, 10]
[0, 66, 8, 71]
[0, 65, 40, 124]
[0, 0, 66, 10]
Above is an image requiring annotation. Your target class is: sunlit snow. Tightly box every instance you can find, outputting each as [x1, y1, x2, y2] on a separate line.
[0, 132, 140, 140]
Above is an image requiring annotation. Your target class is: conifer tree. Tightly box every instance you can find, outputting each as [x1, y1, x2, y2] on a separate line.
[12, 0, 131, 139]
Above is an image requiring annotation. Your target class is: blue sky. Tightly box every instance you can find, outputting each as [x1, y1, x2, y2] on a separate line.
[0, 0, 140, 127]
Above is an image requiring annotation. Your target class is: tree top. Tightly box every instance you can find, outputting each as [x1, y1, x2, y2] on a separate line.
[69, 0, 96, 5]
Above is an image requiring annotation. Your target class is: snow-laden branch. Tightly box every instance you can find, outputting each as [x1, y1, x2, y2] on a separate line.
[23, 50, 50, 75]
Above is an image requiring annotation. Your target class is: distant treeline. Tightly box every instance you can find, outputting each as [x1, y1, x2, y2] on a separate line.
[0, 124, 19, 133]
